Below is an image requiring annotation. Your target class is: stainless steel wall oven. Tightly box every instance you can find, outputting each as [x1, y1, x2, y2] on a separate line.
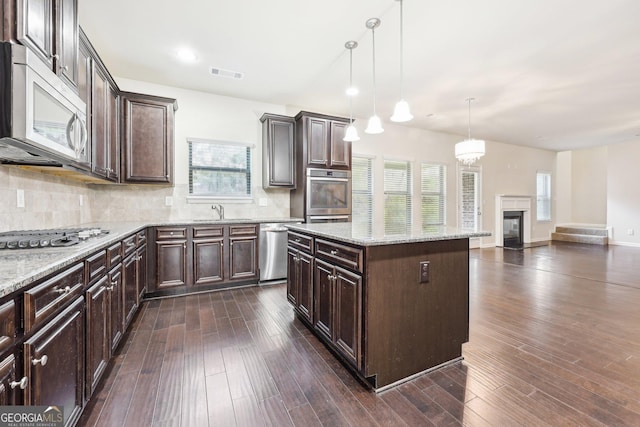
[305, 168, 351, 219]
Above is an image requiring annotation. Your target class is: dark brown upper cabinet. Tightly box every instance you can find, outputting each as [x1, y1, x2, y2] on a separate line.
[295, 111, 351, 170]
[121, 92, 177, 185]
[11, 0, 78, 89]
[260, 113, 296, 189]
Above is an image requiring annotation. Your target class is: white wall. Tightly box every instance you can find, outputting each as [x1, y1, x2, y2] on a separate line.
[555, 151, 573, 224]
[571, 146, 608, 225]
[607, 140, 640, 245]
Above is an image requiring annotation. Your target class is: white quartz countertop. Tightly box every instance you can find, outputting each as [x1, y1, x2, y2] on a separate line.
[285, 223, 491, 247]
[0, 218, 302, 298]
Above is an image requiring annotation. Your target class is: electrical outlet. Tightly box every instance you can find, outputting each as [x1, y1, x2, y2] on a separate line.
[627, 228, 634, 236]
[419, 261, 430, 283]
[16, 189, 25, 208]
[165, 196, 173, 206]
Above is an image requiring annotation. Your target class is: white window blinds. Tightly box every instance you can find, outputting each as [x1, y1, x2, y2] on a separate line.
[537, 172, 551, 221]
[421, 163, 446, 232]
[384, 160, 412, 235]
[352, 156, 373, 235]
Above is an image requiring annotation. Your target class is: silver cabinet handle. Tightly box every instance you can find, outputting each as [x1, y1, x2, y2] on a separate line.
[32, 355, 48, 366]
[330, 250, 338, 255]
[295, 238, 301, 243]
[54, 286, 71, 294]
[10, 376, 28, 390]
[105, 286, 114, 291]
[126, 242, 136, 247]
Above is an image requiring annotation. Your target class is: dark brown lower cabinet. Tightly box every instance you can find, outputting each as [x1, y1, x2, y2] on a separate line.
[155, 239, 187, 289]
[287, 247, 313, 324]
[137, 244, 147, 301]
[85, 276, 109, 399]
[313, 259, 361, 367]
[229, 235, 258, 280]
[123, 252, 138, 328]
[193, 238, 224, 285]
[23, 297, 85, 427]
[108, 265, 124, 353]
[0, 354, 20, 405]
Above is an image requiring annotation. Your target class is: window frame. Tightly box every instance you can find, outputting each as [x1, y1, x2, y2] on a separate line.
[536, 171, 552, 222]
[187, 138, 253, 202]
[420, 163, 447, 231]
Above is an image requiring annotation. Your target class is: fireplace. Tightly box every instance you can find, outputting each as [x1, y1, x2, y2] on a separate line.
[495, 195, 532, 247]
[503, 211, 524, 249]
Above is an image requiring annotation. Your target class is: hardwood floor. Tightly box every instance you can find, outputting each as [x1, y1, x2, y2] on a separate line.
[79, 242, 640, 426]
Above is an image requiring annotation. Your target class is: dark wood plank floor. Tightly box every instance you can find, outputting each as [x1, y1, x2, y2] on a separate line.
[79, 242, 640, 426]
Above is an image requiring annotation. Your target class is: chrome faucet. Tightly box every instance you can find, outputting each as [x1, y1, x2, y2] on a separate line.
[211, 204, 224, 220]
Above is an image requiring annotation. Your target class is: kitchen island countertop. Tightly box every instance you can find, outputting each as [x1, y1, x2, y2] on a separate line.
[285, 222, 490, 246]
[0, 217, 302, 298]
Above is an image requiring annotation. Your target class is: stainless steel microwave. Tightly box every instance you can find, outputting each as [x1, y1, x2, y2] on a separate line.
[0, 42, 88, 166]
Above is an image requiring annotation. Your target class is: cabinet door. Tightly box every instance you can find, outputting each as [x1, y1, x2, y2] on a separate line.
[313, 258, 333, 341]
[123, 253, 138, 328]
[107, 83, 120, 181]
[77, 32, 92, 148]
[108, 266, 123, 353]
[55, 0, 78, 88]
[0, 354, 20, 406]
[0, 300, 16, 356]
[334, 267, 362, 368]
[229, 236, 258, 281]
[306, 117, 329, 167]
[23, 297, 84, 427]
[137, 244, 147, 300]
[262, 115, 295, 188]
[286, 247, 299, 305]
[86, 276, 109, 398]
[121, 92, 175, 184]
[297, 251, 313, 323]
[193, 238, 224, 285]
[17, 0, 54, 66]
[155, 240, 187, 289]
[329, 121, 351, 169]
[91, 62, 108, 177]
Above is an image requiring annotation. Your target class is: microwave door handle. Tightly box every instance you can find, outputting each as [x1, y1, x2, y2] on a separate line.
[66, 113, 77, 151]
[77, 115, 88, 157]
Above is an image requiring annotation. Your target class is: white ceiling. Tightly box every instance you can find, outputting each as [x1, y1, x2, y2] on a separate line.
[79, 0, 640, 152]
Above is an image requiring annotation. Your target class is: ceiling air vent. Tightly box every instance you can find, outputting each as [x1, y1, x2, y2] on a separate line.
[209, 66, 244, 80]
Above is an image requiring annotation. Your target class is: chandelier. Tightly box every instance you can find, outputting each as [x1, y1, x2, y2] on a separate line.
[455, 98, 485, 165]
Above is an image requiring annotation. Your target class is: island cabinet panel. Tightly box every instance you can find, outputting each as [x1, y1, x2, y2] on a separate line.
[313, 259, 333, 341]
[85, 276, 109, 399]
[107, 265, 124, 353]
[23, 296, 85, 427]
[363, 239, 469, 388]
[0, 300, 16, 356]
[334, 266, 361, 367]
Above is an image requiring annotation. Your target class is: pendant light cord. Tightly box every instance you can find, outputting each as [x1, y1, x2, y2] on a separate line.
[399, 0, 404, 100]
[372, 26, 377, 115]
[349, 48, 354, 125]
[467, 98, 472, 140]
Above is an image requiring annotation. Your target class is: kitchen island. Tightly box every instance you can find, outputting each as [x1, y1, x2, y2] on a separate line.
[285, 222, 490, 391]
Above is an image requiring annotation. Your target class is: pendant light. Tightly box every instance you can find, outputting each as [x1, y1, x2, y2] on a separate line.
[390, 0, 413, 122]
[455, 98, 485, 165]
[343, 41, 360, 142]
[365, 18, 384, 134]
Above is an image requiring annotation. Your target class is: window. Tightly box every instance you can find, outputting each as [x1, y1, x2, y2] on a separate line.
[421, 163, 446, 232]
[188, 139, 252, 198]
[460, 167, 480, 231]
[537, 171, 551, 221]
[384, 160, 412, 235]
[352, 156, 373, 235]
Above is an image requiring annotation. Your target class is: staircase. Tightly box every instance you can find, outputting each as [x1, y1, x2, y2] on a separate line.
[551, 225, 608, 245]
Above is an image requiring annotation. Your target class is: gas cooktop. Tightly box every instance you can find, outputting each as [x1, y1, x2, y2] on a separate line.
[0, 228, 109, 250]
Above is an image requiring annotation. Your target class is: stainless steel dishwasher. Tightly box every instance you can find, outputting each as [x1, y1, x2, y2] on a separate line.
[259, 223, 293, 282]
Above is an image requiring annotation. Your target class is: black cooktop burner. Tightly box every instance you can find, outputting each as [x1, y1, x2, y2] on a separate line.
[0, 228, 109, 250]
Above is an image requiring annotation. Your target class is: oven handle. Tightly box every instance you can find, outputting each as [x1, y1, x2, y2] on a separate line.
[308, 215, 350, 221]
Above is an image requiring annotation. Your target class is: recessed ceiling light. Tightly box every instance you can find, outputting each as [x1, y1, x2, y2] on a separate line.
[176, 48, 198, 63]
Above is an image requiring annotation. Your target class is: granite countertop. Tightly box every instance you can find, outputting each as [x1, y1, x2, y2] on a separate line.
[286, 222, 491, 247]
[0, 217, 303, 298]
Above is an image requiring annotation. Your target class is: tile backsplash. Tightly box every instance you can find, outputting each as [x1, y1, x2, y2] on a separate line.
[0, 166, 291, 232]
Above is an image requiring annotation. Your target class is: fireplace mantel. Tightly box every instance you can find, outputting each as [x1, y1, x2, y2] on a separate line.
[495, 195, 532, 247]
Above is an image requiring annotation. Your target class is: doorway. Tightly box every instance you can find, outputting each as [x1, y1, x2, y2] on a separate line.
[458, 165, 482, 249]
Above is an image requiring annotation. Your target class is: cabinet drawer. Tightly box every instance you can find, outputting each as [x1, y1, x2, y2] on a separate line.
[107, 242, 122, 268]
[137, 229, 147, 246]
[229, 224, 257, 236]
[156, 227, 188, 240]
[122, 234, 137, 255]
[23, 263, 84, 333]
[0, 300, 16, 355]
[315, 239, 363, 272]
[85, 250, 107, 287]
[193, 225, 224, 238]
[288, 231, 314, 253]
